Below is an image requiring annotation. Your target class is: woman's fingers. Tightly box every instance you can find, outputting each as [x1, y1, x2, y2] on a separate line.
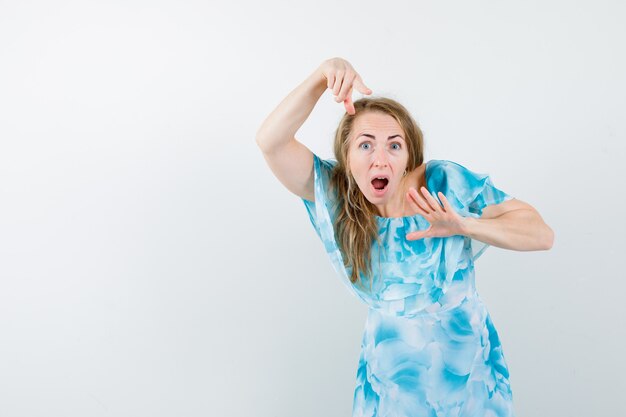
[406, 230, 425, 241]
[344, 76, 371, 114]
[419, 187, 442, 212]
[354, 75, 372, 95]
[332, 70, 346, 98]
[406, 226, 432, 241]
[337, 72, 356, 102]
[438, 192, 452, 212]
[408, 188, 432, 214]
[320, 58, 371, 111]
[406, 189, 421, 209]
[326, 73, 335, 90]
[344, 86, 356, 115]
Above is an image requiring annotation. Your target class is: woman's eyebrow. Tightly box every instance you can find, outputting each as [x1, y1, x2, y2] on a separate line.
[359, 133, 404, 140]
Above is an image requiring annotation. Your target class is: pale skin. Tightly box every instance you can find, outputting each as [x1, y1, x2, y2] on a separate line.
[349, 111, 553, 250]
[256, 57, 554, 251]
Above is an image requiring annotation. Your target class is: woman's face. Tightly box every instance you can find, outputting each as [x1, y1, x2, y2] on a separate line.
[347, 111, 409, 204]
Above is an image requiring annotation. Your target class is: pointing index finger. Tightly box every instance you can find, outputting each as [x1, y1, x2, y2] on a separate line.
[344, 86, 356, 114]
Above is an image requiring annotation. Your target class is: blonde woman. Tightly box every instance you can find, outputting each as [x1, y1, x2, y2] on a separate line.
[256, 57, 553, 417]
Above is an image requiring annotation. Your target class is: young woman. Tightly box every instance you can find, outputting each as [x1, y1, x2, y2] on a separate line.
[256, 57, 554, 417]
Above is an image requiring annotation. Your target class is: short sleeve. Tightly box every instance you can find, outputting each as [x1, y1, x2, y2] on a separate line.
[300, 153, 370, 303]
[427, 160, 514, 261]
[301, 153, 339, 240]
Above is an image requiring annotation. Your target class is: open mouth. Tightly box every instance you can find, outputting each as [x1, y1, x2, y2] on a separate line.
[371, 177, 389, 191]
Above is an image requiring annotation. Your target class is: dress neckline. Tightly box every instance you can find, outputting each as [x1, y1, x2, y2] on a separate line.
[374, 161, 432, 221]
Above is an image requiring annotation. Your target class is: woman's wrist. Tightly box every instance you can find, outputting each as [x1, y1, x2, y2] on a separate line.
[459, 216, 478, 238]
[305, 65, 329, 98]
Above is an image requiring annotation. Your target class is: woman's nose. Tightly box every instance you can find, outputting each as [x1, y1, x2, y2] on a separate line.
[373, 151, 389, 168]
[374, 158, 388, 168]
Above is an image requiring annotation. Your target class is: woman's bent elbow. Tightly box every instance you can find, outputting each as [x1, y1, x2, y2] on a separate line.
[541, 226, 555, 250]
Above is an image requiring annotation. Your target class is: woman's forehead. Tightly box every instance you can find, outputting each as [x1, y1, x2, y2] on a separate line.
[352, 112, 403, 138]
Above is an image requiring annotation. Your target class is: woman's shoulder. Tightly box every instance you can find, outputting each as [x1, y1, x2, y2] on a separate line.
[426, 159, 459, 181]
[425, 159, 492, 197]
[427, 158, 469, 171]
[426, 159, 481, 180]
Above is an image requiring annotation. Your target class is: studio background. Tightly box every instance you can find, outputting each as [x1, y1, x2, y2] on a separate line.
[1, 1, 624, 416]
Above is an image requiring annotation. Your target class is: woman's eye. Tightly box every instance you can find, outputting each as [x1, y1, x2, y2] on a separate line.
[391, 143, 401, 150]
[360, 143, 371, 150]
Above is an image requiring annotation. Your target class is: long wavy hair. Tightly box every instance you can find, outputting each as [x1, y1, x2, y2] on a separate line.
[328, 97, 425, 289]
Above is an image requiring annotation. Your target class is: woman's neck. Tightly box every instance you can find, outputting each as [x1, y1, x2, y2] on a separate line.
[376, 164, 426, 218]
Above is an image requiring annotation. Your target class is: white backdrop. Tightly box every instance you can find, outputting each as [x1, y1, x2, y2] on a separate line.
[1, 1, 624, 416]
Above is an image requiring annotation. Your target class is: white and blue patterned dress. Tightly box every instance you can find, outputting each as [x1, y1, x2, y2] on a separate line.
[302, 153, 516, 417]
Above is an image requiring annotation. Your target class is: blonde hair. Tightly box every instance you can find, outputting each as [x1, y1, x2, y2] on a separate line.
[328, 97, 424, 289]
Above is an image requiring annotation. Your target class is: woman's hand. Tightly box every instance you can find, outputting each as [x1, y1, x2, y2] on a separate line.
[405, 187, 466, 241]
[318, 57, 372, 115]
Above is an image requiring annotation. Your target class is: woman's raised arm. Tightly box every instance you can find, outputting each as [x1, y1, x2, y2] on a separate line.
[255, 58, 371, 202]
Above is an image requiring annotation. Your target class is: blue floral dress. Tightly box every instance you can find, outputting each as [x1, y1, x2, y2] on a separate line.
[302, 153, 516, 417]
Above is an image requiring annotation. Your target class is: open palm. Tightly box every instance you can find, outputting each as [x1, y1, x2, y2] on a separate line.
[405, 187, 466, 241]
